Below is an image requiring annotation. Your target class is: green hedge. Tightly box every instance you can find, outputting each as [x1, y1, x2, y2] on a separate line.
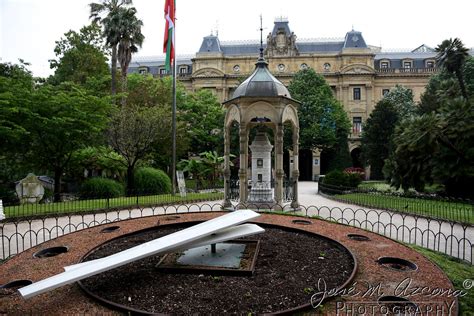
[323, 170, 361, 188]
[80, 177, 124, 199]
[134, 167, 171, 194]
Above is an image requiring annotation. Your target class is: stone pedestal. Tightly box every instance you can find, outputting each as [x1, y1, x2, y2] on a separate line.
[15, 173, 45, 204]
[248, 132, 274, 206]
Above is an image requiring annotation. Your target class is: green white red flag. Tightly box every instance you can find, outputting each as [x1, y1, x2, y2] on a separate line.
[163, 0, 175, 71]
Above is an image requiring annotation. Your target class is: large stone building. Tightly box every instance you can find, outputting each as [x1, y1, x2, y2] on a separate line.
[128, 18, 448, 180]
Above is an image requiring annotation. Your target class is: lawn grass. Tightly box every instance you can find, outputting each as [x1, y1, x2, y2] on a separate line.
[334, 193, 473, 224]
[4, 191, 224, 218]
[410, 245, 474, 314]
[358, 181, 397, 192]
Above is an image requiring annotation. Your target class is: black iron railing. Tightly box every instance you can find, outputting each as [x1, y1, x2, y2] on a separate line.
[1, 202, 472, 264]
[319, 183, 474, 225]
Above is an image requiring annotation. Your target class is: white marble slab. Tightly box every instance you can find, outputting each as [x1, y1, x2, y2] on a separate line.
[19, 210, 261, 299]
[63, 223, 265, 272]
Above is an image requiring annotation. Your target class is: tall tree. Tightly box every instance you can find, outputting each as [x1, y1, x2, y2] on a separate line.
[385, 40, 474, 197]
[288, 68, 351, 151]
[420, 57, 474, 115]
[89, 0, 133, 96]
[435, 38, 470, 100]
[49, 24, 109, 85]
[0, 62, 35, 189]
[178, 89, 225, 155]
[288, 68, 351, 173]
[361, 100, 400, 180]
[107, 104, 169, 193]
[116, 6, 144, 102]
[384, 98, 474, 197]
[1, 68, 112, 200]
[126, 74, 189, 172]
[361, 86, 415, 179]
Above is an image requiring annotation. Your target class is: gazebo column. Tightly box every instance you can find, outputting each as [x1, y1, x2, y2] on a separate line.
[238, 124, 249, 206]
[274, 123, 284, 206]
[223, 126, 232, 208]
[291, 127, 300, 209]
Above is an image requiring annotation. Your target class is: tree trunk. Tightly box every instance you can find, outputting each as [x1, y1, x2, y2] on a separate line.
[126, 165, 135, 196]
[111, 45, 117, 98]
[53, 167, 62, 202]
[121, 71, 127, 106]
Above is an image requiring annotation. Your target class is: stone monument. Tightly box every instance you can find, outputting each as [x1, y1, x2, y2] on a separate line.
[247, 132, 275, 205]
[15, 173, 45, 204]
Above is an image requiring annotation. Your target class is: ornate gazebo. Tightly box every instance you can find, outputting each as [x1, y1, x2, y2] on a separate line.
[222, 49, 300, 210]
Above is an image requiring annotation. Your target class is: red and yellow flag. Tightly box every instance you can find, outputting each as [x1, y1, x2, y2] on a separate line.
[163, 0, 175, 71]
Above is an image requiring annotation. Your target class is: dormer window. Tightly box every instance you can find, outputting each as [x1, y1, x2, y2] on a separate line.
[426, 60, 435, 68]
[179, 66, 188, 74]
[159, 68, 167, 75]
[138, 67, 149, 75]
[380, 61, 390, 69]
[403, 60, 413, 69]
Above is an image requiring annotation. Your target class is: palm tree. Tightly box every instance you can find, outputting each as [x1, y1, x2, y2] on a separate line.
[89, 0, 133, 97]
[435, 38, 470, 100]
[116, 7, 144, 103]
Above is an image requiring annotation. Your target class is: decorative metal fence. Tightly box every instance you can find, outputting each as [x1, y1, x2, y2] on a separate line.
[319, 183, 474, 225]
[1, 189, 224, 220]
[1, 203, 472, 265]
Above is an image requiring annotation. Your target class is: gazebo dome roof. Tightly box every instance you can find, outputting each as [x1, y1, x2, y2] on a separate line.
[232, 57, 291, 99]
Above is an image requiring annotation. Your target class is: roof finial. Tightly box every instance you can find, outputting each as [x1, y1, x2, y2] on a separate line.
[259, 14, 264, 58]
[352, 24, 354, 31]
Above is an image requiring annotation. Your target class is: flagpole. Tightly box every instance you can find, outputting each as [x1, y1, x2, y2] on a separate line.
[171, 12, 177, 196]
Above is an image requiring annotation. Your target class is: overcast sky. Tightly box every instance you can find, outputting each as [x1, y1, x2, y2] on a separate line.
[1, 0, 473, 77]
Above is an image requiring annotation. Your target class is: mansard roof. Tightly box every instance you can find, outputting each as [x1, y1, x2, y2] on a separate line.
[343, 30, 368, 49]
[374, 51, 437, 60]
[271, 17, 292, 36]
[198, 35, 222, 53]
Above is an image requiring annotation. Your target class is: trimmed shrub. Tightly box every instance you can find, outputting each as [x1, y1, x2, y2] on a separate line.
[134, 167, 171, 195]
[346, 172, 362, 188]
[80, 177, 124, 199]
[323, 170, 361, 188]
[323, 170, 349, 187]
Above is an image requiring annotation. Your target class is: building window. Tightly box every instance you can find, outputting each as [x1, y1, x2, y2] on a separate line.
[403, 61, 412, 69]
[426, 60, 435, 68]
[159, 68, 167, 75]
[353, 117, 362, 134]
[179, 67, 188, 74]
[257, 159, 263, 168]
[382, 89, 390, 96]
[138, 66, 149, 75]
[300, 63, 308, 70]
[380, 61, 389, 69]
[353, 87, 361, 100]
